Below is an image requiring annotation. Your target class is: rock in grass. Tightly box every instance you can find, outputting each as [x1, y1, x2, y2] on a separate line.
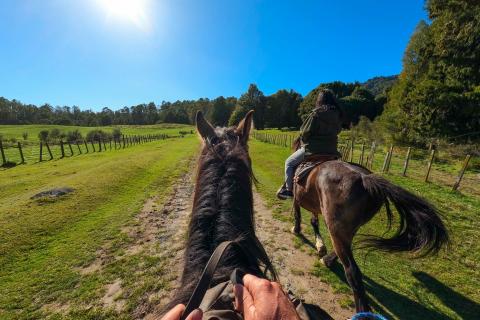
[31, 187, 75, 199]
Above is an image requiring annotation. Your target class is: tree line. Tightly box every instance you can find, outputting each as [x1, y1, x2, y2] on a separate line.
[0, 80, 388, 130]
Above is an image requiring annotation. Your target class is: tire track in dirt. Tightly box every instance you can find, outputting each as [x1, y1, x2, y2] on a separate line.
[253, 191, 354, 320]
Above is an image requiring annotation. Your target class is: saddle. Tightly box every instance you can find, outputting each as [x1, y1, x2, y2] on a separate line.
[294, 155, 338, 185]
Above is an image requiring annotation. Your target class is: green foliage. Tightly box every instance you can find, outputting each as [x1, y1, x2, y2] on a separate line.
[229, 84, 267, 129]
[361, 75, 398, 96]
[22, 132, 28, 140]
[86, 129, 111, 141]
[112, 128, 122, 140]
[381, 1, 480, 144]
[265, 89, 302, 129]
[66, 129, 83, 142]
[228, 104, 251, 126]
[209, 96, 235, 126]
[38, 130, 49, 142]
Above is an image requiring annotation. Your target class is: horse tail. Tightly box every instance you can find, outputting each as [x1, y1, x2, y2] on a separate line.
[360, 174, 449, 256]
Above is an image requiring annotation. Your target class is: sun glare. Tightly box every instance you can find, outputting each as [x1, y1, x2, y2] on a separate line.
[97, 0, 151, 31]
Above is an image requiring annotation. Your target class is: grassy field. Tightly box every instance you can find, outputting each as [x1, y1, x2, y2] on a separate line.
[249, 139, 479, 320]
[0, 124, 194, 165]
[0, 133, 199, 319]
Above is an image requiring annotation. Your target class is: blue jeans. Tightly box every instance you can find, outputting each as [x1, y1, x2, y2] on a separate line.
[285, 147, 305, 191]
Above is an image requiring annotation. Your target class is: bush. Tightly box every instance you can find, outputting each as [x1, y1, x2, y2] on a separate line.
[66, 130, 83, 142]
[86, 129, 111, 141]
[22, 132, 28, 140]
[38, 130, 49, 142]
[112, 128, 122, 140]
[49, 128, 61, 141]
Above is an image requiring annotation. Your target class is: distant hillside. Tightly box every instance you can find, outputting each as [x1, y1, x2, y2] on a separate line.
[362, 75, 398, 96]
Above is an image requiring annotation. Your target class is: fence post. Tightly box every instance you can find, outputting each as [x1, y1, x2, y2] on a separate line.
[60, 140, 65, 158]
[68, 142, 74, 156]
[76, 141, 82, 154]
[39, 142, 43, 162]
[109, 139, 112, 150]
[349, 138, 355, 162]
[382, 147, 390, 173]
[368, 142, 376, 169]
[359, 143, 365, 165]
[452, 154, 471, 191]
[425, 149, 436, 182]
[46, 142, 53, 160]
[402, 147, 412, 177]
[103, 139, 107, 151]
[84, 140, 89, 153]
[385, 144, 394, 173]
[0, 140, 7, 166]
[98, 139, 102, 152]
[91, 140, 96, 152]
[18, 142, 25, 164]
[122, 135, 126, 148]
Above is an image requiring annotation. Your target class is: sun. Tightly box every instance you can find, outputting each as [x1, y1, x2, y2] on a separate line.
[97, 0, 151, 31]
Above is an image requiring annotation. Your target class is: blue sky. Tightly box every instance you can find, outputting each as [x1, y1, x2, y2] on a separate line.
[0, 0, 427, 111]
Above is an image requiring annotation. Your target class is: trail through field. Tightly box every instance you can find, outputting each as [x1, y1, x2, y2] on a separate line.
[253, 191, 354, 319]
[138, 171, 353, 320]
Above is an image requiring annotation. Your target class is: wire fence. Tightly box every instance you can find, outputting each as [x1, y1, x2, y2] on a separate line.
[252, 131, 479, 195]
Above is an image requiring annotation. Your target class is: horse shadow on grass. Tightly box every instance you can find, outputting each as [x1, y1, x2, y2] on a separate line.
[326, 261, 478, 319]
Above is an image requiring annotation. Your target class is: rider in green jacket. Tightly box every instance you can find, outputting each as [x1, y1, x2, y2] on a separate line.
[277, 89, 342, 200]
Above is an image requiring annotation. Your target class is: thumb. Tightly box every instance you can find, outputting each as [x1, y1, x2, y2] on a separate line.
[233, 284, 255, 316]
[185, 308, 203, 320]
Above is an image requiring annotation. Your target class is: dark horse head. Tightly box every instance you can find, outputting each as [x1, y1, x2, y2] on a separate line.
[166, 110, 276, 310]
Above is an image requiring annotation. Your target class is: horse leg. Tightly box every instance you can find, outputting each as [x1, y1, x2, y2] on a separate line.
[311, 213, 327, 257]
[291, 201, 302, 234]
[321, 252, 337, 268]
[331, 232, 370, 312]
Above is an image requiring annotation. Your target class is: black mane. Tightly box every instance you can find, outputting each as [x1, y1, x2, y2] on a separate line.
[167, 127, 275, 308]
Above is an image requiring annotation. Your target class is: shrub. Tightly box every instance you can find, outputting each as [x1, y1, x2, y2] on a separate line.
[38, 130, 49, 142]
[86, 129, 111, 141]
[66, 130, 83, 142]
[112, 128, 122, 140]
[49, 128, 61, 141]
[22, 132, 28, 140]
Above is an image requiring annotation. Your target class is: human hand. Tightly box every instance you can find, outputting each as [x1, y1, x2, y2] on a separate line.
[233, 274, 300, 320]
[160, 304, 203, 320]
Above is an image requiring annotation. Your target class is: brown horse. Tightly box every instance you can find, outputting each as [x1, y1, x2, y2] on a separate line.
[291, 140, 449, 313]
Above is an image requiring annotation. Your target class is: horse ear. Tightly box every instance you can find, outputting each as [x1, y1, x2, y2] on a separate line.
[196, 111, 215, 141]
[235, 110, 254, 143]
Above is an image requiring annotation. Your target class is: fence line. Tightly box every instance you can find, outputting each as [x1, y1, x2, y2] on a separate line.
[0, 133, 171, 168]
[252, 131, 477, 193]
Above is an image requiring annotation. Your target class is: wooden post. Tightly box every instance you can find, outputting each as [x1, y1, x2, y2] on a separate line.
[91, 140, 96, 152]
[425, 149, 436, 182]
[0, 140, 7, 166]
[385, 145, 394, 173]
[76, 142, 82, 154]
[103, 139, 107, 151]
[39, 142, 43, 162]
[60, 140, 65, 158]
[382, 145, 392, 173]
[68, 142, 74, 156]
[349, 139, 355, 162]
[122, 136, 126, 148]
[84, 140, 89, 153]
[359, 143, 365, 165]
[109, 139, 112, 150]
[368, 142, 376, 169]
[452, 154, 472, 191]
[18, 142, 25, 164]
[98, 139, 102, 152]
[46, 142, 53, 160]
[402, 147, 412, 177]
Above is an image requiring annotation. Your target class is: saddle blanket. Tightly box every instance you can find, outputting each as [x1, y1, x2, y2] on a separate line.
[294, 155, 338, 184]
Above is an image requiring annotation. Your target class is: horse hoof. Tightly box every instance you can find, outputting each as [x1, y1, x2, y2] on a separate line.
[317, 245, 327, 258]
[321, 256, 334, 268]
[291, 226, 301, 234]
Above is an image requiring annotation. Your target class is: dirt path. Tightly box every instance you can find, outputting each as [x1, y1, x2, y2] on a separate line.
[253, 191, 354, 320]
[138, 173, 353, 320]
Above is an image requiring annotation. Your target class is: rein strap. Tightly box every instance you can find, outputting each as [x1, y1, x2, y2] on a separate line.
[181, 241, 237, 320]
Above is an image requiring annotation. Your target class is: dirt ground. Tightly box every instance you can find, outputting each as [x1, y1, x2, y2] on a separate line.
[139, 173, 354, 320]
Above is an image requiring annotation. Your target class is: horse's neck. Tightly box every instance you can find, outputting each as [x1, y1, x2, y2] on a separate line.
[182, 157, 254, 282]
